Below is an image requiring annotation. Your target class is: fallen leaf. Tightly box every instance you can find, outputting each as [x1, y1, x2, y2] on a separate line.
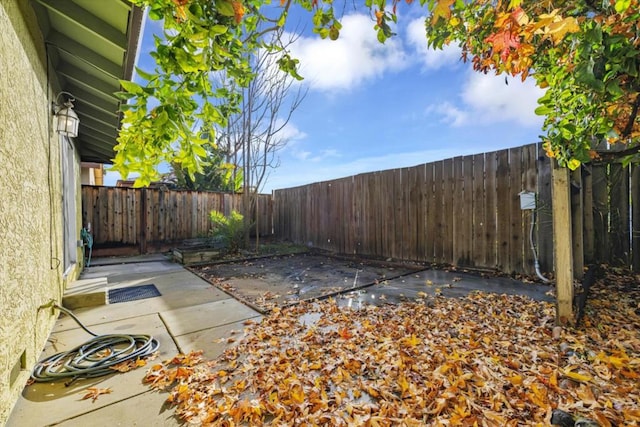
[81, 387, 112, 403]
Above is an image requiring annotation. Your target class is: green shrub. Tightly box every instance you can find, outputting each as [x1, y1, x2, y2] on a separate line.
[209, 210, 244, 253]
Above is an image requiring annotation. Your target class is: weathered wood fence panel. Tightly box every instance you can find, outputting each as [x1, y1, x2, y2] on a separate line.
[83, 145, 640, 273]
[584, 162, 640, 269]
[274, 144, 546, 275]
[82, 186, 273, 254]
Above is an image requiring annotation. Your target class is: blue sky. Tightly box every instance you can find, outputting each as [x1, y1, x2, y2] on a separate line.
[104, 4, 545, 192]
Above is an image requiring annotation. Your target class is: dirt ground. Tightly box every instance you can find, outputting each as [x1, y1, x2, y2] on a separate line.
[189, 251, 553, 313]
[189, 252, 422, 312]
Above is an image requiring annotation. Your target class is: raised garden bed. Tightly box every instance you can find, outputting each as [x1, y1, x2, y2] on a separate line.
[173, 239, 308, 265]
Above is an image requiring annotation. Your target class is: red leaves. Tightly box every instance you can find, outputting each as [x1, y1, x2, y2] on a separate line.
[484, 29, 521, 62]
[337, 327, 353, 340]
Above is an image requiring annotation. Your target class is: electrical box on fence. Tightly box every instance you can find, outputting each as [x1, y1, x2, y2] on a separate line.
[519, 191, 536, 210]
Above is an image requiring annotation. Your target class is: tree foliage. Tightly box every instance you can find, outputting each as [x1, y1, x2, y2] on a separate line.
[417, 0, 639, 169]
[119, 0, 639, 183]
[164, 146, 243, 192]
[115, 0, 301, 187]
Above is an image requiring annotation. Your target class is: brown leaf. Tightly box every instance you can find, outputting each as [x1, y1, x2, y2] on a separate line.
[81, 387, 112, 403]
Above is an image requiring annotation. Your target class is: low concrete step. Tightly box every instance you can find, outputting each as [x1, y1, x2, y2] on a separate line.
[62, 277, 108, 309]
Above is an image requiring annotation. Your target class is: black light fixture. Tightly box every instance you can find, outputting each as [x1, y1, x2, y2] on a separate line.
[53, 92, 80, 138]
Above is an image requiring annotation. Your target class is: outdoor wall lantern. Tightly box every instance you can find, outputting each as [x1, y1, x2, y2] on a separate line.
[53, 92, 80, 138]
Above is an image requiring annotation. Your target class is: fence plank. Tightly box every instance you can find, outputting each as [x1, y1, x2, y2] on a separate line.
[461, 156, 474, 266]
[433, 161, 445, 264]
[442, 159, 454, 264]
[484, 152, 498, 269]
[496, 149, 511, 272]
[453, 157, 464, 265]
[415, 165, 427, 261]
[537, 147, 553, 273]
[582, 168, 594, 264]
[424, 163, 435, 263]
[571, 169, 584, 279]
[632, 166, 640, 270]
[472, 153, 486, 267]
[521, 144, 538, 274]
[509, 146, 523, 274]
[590, 164, 609, 264]
[610, 164, 630, 265]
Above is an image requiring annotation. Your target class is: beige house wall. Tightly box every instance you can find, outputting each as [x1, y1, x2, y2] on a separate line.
[0, 1, 84, 423]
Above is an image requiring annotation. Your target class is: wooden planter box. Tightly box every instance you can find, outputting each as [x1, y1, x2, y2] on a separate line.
[173, 237, 225, 265]
[173, 247, 222, 265]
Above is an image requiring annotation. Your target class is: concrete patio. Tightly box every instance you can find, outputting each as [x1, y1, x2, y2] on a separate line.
[7, 255, 262, 427]
[7, 254, 553, 426]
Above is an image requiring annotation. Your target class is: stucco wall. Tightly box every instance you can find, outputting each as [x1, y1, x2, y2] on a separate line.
[0, 1, 83, 423]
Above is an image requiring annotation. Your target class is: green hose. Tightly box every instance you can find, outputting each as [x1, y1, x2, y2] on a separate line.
[80, 227, 93, 267]
[31, 305, 159, 385]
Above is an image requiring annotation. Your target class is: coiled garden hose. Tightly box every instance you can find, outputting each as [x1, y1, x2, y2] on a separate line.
[31, 304, 159, 384]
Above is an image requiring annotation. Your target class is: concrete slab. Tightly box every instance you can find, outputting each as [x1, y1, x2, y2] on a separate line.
[55, 390, 178, 427]
[80, 261, 183, 281]
[369, 269, 554, 303]
[54, 270, 230, 334]
[89, 254, 171, 266]
[8, 314, 178, 427]
[175, 316, 262, 359]
[64, 277, 109, 294]
[160, 299, 259, 337]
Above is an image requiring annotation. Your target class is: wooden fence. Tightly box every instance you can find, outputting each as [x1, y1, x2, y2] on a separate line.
[82, 143, 640, 273]
[585, 162, 640, 269]
[82, 186, 273, 255]
[274, 144, 551, 275]
[272, 143, 640, 275]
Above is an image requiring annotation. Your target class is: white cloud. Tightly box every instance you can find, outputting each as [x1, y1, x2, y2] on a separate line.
[406, 18, 462, 70]
[425, 102, 468, 127]
[287, 14, 409, 92]
[461, 72, 545, 126]
[309, 149, 340, 162]
[426, 71, 546, 128]
[276, 120, 307, 142]
[287, 140, 340, 162]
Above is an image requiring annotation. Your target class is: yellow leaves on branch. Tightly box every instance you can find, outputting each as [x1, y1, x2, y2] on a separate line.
[534, 9, 580, 45]
[479, 6, 579, 77]
[431, 0, 455, 24]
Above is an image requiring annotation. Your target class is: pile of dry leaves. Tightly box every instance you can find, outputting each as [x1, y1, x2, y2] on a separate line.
[144, 269, 639, 426]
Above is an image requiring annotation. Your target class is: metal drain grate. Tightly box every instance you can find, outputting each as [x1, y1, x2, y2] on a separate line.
[108, 284, 161, 304]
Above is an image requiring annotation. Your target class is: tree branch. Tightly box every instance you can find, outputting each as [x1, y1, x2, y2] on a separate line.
[594, 144, 640, 162]
[621, 93, 640, 139]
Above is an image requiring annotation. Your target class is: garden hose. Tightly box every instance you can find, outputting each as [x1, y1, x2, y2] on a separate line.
[80, 227, 93, 267]
[31, 304, 159, 385]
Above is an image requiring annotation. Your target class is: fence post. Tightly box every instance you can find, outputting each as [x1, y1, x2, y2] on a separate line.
[139, 188, 147, 255]
[552, 162, 574, 324]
